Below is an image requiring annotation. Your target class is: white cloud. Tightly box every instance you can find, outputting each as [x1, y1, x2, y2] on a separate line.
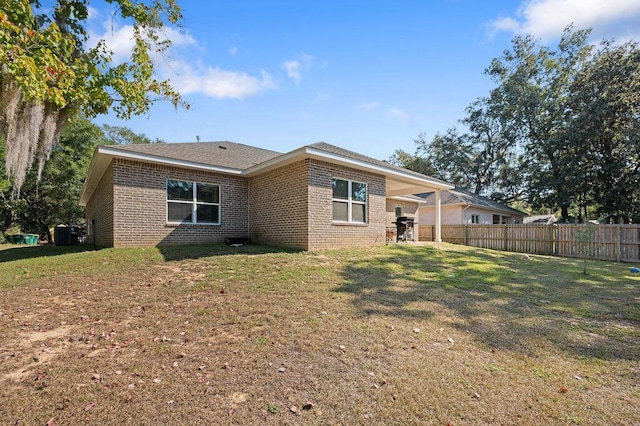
[282, 54, 314, 84]
[489, 0, 640, 40]
[282, 60, 302, 84]
[358, 101, 380, 111]
[86, 20, 274, 100]
[169, 63, 275, 99]
[87, 22, 196, 63]
[388, 108, 412, 126]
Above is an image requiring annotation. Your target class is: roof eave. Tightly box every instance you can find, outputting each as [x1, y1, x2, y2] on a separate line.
[80, 144, 454, 206]
[79, 146, 244, 206]
[243, 146, 453, 192]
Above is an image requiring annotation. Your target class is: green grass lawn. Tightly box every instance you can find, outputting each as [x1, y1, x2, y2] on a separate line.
[0, 242, 638, 425]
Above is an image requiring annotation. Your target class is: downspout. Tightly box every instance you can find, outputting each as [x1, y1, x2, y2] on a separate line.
[435, 189, 442, 243]
[247, 181, 251, 242]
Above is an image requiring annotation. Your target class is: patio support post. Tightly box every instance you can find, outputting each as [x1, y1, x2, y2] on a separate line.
[435, 189, 442, 242]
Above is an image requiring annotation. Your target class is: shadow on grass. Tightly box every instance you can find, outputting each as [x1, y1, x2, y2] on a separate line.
[157, 243, 302, 262]
[336, 244, 640, 361]
[0, 243, 98, 263]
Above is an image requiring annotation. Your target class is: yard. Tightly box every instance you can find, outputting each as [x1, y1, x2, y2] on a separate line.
[0, 243, 638, 425]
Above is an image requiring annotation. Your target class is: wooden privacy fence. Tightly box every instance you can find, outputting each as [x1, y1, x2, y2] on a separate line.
[418, 224, 640, 263]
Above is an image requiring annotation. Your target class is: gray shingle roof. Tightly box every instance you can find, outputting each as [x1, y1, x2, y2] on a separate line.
[307, 142, 451, 186]
[107, 141, 282, 170]
[416, 188, 526, 216]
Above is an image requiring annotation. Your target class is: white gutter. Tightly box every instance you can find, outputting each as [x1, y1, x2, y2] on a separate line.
[243, 146, 452, 189]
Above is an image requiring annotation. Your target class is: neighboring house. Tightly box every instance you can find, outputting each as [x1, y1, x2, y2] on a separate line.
[416, 188, 526, 225]
[80, 141, 453, 250]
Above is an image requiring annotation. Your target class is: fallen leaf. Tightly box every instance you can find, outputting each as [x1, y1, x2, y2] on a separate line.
[290, 406, 298, 413]
[413, 328, 420, 333]
[84, 402, 95, 411]
[46, 418, 57, 426]
[302, 402, 315, 410]
[560, 386, 568, 394]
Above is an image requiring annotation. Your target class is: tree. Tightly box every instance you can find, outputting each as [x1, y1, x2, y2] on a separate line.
[405, 97, 519, 198]
[0, 0, 186, 194]
[568, 40, 640, 223]
[102, 124, 164, 145]
[9, 116, 105, 241]
[388, 147, 436, 177]
[485, 27, 593, 221]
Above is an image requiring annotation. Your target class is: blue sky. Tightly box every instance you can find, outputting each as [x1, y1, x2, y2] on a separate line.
[90, 0, 640, 161]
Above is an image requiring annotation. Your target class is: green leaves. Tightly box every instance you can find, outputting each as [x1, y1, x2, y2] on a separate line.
[0, 0, 187, 193]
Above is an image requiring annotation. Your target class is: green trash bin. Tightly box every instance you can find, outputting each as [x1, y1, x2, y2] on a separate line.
[5, 235, 15, 243]
[24, 234, 38, 245]
[14, 234, 25, 244]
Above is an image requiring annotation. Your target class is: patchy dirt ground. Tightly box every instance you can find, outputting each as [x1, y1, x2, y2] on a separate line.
[0, 244, 638, 425]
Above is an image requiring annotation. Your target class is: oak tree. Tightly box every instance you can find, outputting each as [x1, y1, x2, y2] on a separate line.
[0, 0, 185, 194]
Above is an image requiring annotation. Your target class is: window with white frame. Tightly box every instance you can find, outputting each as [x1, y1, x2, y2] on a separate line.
[332, 178, 367, 223]
[167, 180, 220, 224]
[471, 214, 480, 224]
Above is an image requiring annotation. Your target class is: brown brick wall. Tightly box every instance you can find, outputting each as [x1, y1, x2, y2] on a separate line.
[112, 159, 249, 247]
[248, 160, 309, 249]
[85, 163, 114, 247]
[86, 157, 388, 250]
[386, 199, 419, 225]
[307, 159, 386, 250]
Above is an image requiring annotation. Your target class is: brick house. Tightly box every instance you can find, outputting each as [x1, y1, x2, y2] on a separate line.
[80, 141, 453, 250]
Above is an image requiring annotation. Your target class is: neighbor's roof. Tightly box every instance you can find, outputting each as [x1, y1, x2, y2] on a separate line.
[80, 140, 453, 206]
[416, 188, 527, 216]
[524, 214, 558, 224]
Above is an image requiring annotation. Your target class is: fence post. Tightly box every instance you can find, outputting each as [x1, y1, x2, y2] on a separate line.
[503, 224, 508, 251]
[464, 225, 468, 245]
[551, 225, 557, 256]
[616, 224, 622, 262]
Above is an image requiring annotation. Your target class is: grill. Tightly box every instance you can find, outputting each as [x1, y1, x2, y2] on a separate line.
[393, 216, 415, 242]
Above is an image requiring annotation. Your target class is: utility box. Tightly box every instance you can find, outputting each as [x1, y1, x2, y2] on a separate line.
[54, 225, 74, 246]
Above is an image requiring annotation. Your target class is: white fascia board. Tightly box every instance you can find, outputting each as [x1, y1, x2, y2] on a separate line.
[244, 146, 453, 190]
[304, 147, 453, 189]
[79, 146, 105, 206]
[97, 146, 244, 175]
[79, 146, 244, 206]
[241, 146, 308, 176]
[389, 195, 424, 203]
